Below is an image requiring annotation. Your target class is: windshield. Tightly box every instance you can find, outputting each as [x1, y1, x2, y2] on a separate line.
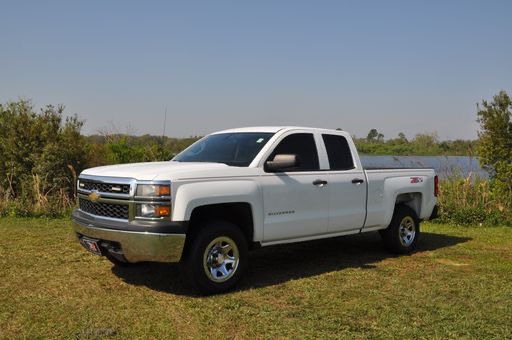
[173, 132, 274, 166]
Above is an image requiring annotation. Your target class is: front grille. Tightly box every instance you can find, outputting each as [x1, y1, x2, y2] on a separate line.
[79, 198, 129, 220]
[79, 181, 130, 194]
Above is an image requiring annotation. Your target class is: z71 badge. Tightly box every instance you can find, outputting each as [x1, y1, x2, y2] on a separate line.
[410, 177, 423, 184]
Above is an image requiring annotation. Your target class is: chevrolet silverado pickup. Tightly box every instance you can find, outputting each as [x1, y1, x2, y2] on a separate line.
[72, 126, 438, 294]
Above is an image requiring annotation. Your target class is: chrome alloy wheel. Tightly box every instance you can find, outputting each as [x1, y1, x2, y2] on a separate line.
[203, 236, 239, 283]
[398, 216, 416, 247]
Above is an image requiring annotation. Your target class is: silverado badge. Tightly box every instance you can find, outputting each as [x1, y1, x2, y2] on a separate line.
[88, 190, 101, 202]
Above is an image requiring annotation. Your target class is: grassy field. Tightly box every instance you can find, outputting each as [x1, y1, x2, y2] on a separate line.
[0, 218, 511, 339]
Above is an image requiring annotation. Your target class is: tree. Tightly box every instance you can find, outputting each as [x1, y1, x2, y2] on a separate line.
[476, 91, 512, 196]
[367, 128, 378, 141]
[398, 132, 408, 143]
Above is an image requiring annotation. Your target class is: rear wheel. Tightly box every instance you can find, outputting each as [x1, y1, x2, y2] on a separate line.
[181, 221, 248, 294]
[380, 205, 420, 254]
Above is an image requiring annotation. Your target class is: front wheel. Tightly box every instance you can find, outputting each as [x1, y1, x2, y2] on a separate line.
[380, 205, 420, 254]
[181, 221, 248, 294]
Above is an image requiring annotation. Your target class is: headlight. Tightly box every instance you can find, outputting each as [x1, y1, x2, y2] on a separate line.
[136, 204, 171, 218]
[136, 184, 171, 197]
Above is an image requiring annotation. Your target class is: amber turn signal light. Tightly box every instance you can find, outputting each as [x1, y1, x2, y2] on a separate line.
[157, 185, 171, 196]
[155, 205, 171, 217]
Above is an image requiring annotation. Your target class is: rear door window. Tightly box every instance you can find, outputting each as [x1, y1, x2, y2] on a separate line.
[322, 134, 355, 170]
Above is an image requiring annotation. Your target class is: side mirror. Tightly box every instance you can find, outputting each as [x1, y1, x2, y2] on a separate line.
[265, 154, 299, 172]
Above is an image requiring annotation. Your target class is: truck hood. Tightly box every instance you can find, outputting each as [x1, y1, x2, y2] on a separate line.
[80, 161, 233, 181]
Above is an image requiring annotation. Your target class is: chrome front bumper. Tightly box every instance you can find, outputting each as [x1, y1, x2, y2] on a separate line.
[72, 218, 186, 263]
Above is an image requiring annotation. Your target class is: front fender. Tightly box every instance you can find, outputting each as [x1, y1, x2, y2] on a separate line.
[171, 180, 263, 241]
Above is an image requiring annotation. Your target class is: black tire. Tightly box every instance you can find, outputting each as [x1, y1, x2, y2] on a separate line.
[181, 221, 248, 295]
[380, 205, 420, 254]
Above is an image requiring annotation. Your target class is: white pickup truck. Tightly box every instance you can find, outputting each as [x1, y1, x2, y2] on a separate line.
[72, 126, 438, 294]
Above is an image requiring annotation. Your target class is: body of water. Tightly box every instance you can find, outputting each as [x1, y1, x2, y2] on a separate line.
[360, 155, 487, 179]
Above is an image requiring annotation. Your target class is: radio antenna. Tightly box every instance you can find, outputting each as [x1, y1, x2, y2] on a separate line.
[162, 105, 167, 137]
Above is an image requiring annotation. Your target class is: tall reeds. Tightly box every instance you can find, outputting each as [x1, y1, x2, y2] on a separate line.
[0, 175, 75, 218]
[436, 173, 511, 226]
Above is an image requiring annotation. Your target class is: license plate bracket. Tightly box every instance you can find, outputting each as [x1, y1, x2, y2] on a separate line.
[79, 236, 103, 256]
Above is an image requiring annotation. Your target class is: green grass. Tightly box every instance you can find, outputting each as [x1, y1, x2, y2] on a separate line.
[1, 218, 511, 339]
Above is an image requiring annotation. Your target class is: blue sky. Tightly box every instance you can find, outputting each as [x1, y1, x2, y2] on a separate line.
[1, 1, 511, 139]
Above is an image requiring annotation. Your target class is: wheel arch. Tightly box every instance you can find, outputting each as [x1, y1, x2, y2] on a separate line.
[395, 192, 422, 219]
[186, 202, 255, 247]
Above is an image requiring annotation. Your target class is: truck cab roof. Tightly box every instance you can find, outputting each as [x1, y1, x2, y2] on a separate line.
[212, 126, 346, 135]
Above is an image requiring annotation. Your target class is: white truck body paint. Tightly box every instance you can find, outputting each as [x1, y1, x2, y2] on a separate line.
[78, 126, 437, 246]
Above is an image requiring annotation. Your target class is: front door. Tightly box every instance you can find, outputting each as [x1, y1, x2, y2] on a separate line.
[260, 133, 329, 242]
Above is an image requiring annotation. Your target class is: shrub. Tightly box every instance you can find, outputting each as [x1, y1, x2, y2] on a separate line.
[0, 100, 86, 216]
[436, 174, 511, 226]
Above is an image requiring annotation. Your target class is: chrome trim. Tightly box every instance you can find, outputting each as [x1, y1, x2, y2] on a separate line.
[72, 220, 185, 263]
[78, 193, 131, 205]
[135, 179, 174, 185]
[133, 216, 168, 221]
[77, 190, 130, 200]
[78, 174, 135, 183]
[77, 175, 173, 222]
[133, 196, 172, 202]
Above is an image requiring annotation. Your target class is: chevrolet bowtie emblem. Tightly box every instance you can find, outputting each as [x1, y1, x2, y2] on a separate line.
[88, 190, 100, 202]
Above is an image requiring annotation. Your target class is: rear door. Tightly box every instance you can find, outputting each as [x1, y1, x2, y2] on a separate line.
[260, 132, 329, 242]
[322, 134, 366, 232]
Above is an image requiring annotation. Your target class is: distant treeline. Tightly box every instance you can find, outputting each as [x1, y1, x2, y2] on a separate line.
[352, 128, 475, 156]
[84, 134, 200, 168]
